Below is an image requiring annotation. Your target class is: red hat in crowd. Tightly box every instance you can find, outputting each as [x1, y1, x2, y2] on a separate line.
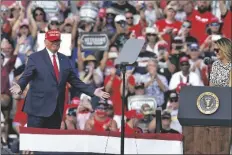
[126, 110, 143, 119]
[45, 30, 61, 42]
[179, 56, 189, 64]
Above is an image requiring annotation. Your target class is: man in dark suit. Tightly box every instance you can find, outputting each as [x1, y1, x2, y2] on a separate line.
[10, 30, 110, 129]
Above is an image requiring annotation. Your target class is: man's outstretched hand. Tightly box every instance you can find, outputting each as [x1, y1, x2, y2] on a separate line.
[94, 87, 110, 100]
[9, 82, 22, 95]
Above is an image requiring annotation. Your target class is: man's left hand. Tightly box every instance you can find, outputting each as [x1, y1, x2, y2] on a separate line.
[94, 87, 110, 100]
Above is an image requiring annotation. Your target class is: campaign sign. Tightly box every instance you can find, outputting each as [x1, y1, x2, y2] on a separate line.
[80, 32, 109, 51]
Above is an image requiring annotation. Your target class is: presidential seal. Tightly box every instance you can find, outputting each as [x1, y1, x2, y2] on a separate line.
[197, 92, 219, 115]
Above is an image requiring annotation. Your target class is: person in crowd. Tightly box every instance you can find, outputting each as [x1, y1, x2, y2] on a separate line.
[210, 37, 231, 87]
[161, 110, 179, 134]
[102, 8, 117, 39]
[175, 1, 187, 22]
[104, 64, 123, 128]
[10, 30, 110, 129]
[77, 39, 103, 88]
[61, 104, 78, 130]
[133, 43, 157, 81]
[155, 4, 182, 46]
[11, 3, 37, 63]
[100, 44, 119, 76]
[110, 14, 130, 51]
[166, 91, 182, 133]
[144, 1, 163, 27]
[187, 1, 217, 44]
[168, 36, 189, 72]
[123, 110, 143, 134]
[1, 5, 12, 36]
[133, 83, 145, 96]
[137, 104, 156, 133]
[1, 37, 20, 145]
[76, 94, 93, 130]
[188, 43, 206, 79]
[139, 58, 168, 108]
[177, 20, 198, 47]
[32, 6, 47, 32]
[125, 8, 147, 38]
[12, 50, 32, 135]
[219, 1, 231, 39]
[59, 16, 79, 48]
[145, 27, 167, 56]
[111, 0, 137, 15]
[84, 101, 118, 132]
[200, 17, 223, 54]
[169, 56, 203, 91]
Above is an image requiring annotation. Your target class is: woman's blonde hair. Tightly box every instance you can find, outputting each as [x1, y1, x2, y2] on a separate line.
[214, 37, 232, 62]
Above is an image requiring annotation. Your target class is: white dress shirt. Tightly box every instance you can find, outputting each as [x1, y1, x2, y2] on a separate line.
[46, 48, 60, 71]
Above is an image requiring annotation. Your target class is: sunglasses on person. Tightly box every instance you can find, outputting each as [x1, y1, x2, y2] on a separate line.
[126, 16, 133, 20]
[162, 116, 171, 120]
[180, 63, 190, 66]
[147, 33, 157, 37]
[210, 22, 220, 27]
[214, 48, 220, 54]
[170, 98, 178, 102]
[96, 106, 107, 111]
[51, 21, 60, 26]
[35, 12, 43, 16]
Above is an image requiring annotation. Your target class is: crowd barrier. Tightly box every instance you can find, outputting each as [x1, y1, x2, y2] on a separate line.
[20, 127, 183, 154]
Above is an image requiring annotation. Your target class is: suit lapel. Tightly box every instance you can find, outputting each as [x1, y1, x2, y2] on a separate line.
[42, 49, 57, 83]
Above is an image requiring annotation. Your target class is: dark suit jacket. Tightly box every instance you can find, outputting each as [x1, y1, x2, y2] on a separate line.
[18, 49, 95, 117]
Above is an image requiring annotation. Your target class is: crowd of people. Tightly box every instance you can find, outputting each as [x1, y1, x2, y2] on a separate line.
[1, 0, 231, 153]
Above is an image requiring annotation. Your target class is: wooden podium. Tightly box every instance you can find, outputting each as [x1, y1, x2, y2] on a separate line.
[178, 86, 232, 154]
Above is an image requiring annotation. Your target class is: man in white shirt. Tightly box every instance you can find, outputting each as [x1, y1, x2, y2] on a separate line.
[169, 56, 203, 90]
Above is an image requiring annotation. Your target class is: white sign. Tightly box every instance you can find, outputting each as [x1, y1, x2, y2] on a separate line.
[36, 33, 72, 56]
[128, 95, 157, 111]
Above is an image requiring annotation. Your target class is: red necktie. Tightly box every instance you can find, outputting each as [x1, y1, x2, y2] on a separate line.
[52, 54, 59, 81]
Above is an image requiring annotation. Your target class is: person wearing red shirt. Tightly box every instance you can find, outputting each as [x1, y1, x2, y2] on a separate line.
[155, 4, 182, 46]
[104, 66, 135, 129]
[219, 1, 232, 39]
[125, 10, 147, 38]
[122, 110, 143, 134]
[187, 1, 217, 44]
[84, 102, 118, 132]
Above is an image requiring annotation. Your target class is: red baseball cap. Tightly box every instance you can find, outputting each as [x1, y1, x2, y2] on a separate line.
[45, 30, 61, 42]
[126, 110, 143, 119]
[179, 56, 189, 64]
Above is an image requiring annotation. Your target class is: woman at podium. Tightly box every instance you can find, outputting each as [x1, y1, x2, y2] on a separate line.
[210, 37, 231, 87]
